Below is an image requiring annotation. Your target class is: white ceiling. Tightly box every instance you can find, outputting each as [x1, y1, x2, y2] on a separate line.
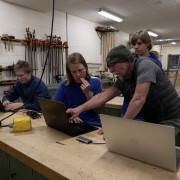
[2, 0, 180, 39]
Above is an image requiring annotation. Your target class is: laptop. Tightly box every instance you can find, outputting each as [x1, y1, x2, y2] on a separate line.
[0, 101, 5, 112]
[38, 98, 98, 136]
[100, 114, 180, 172]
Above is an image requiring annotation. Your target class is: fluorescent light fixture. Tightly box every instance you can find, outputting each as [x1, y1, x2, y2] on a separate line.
[98, 9, 123, 22]
[171, 42, 176, 45]
[110, 26, 116, 29]
[148, 31, 158, 37]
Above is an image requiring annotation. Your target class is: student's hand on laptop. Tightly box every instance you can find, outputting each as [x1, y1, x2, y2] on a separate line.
[66, 107, 81, 121]
[69, 117, 83, 124]
[5, 103, 24, 111]
[3, 100, 12, 107]
[97, 128, 104, 135]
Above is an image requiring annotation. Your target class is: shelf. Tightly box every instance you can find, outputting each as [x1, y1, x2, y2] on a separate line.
[1, 37, 22, 42]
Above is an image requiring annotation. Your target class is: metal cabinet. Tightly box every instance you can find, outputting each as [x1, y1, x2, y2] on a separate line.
[101, 107, 121, 117]
[167, 54, 180, 86]
[0, 149, 48, 180]
[0, 149, 9, 180]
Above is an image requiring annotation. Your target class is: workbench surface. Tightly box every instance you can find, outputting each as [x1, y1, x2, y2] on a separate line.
[0, 112, 180, 180]
[105, 96, 124, 109]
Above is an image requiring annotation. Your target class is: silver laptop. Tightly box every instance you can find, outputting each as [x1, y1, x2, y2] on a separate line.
[100, 114, 180, 172]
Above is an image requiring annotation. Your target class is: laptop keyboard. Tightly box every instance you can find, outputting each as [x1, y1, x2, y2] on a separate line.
[69, 123, 98, 136]
[0, 102, 5, 112]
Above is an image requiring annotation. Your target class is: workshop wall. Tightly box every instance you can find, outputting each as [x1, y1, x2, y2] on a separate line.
[150, 44, 180, 69]
[0, 1, 128, 73]
[0, 1, 67, 83]
[161, 44, 180, 69]
[0, 1, 129, 99]
[0, 0, 102, 89]
[0, 1, 101, 67]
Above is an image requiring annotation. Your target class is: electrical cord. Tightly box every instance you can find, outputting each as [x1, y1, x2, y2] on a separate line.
[0, 0, 55, 127]
[0, 124, 9, 127]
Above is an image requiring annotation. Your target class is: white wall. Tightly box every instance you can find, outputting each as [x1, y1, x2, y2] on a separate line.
[115, 31, 129, 46]
[0, 1, 101, 67]
[68, 14, 101, 63]
[0, 0, 102, 87]
[0, 1, 130, 72]
[161, 44, 180, 69]
[147, 43, 180, 69]
[151, 43, 180, 69]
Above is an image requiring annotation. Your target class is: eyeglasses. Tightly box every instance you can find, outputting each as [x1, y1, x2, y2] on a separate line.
[16, 74, 26, 78]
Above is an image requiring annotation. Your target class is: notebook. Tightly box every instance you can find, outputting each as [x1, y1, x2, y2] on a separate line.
[38, 98, 98, 136]
[100, 114, 180, 172]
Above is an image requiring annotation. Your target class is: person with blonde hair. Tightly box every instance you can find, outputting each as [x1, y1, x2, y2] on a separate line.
[2, 60, 51, 111]
[53, 52, 102, 126]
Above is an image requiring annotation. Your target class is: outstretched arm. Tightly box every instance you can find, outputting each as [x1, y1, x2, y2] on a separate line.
[66, 86, 120, 122]
[123, 82, 151, 119]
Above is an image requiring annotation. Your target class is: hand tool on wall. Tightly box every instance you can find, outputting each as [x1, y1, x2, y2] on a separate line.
[25, 27, 29, 61]
[0, 80, 16, 86]
[0, 66, 2, 76]
[4, 40, 7, 49]
[63, 41, 68, 61]
[7, 36, 15, 51]
[11, 40, 13, 50]
[61, 49, 64, 76]
[22, 29, 65, 85]
[1, 34, 8, 49]
[32, 29, 37, 76]
[0, 65, 14, 78]
[8, 39, 10, 51]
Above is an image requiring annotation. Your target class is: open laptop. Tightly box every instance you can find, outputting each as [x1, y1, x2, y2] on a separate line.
[38, 98, 98, 136]
[0, 101, 6, 112]
[100, 114, 180, 172]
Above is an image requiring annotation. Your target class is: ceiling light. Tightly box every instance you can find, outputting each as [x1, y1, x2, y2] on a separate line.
[171, 42, 176, 45]
[110, 26, 116, 29]
[148, 31, 158, 37]
[98, 9, 123, 22]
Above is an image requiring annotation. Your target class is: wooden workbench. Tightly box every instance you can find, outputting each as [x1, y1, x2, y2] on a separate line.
[0, 112, 180, 180]
[105, 96, 124, 109]
[102, 96, 124, 117]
